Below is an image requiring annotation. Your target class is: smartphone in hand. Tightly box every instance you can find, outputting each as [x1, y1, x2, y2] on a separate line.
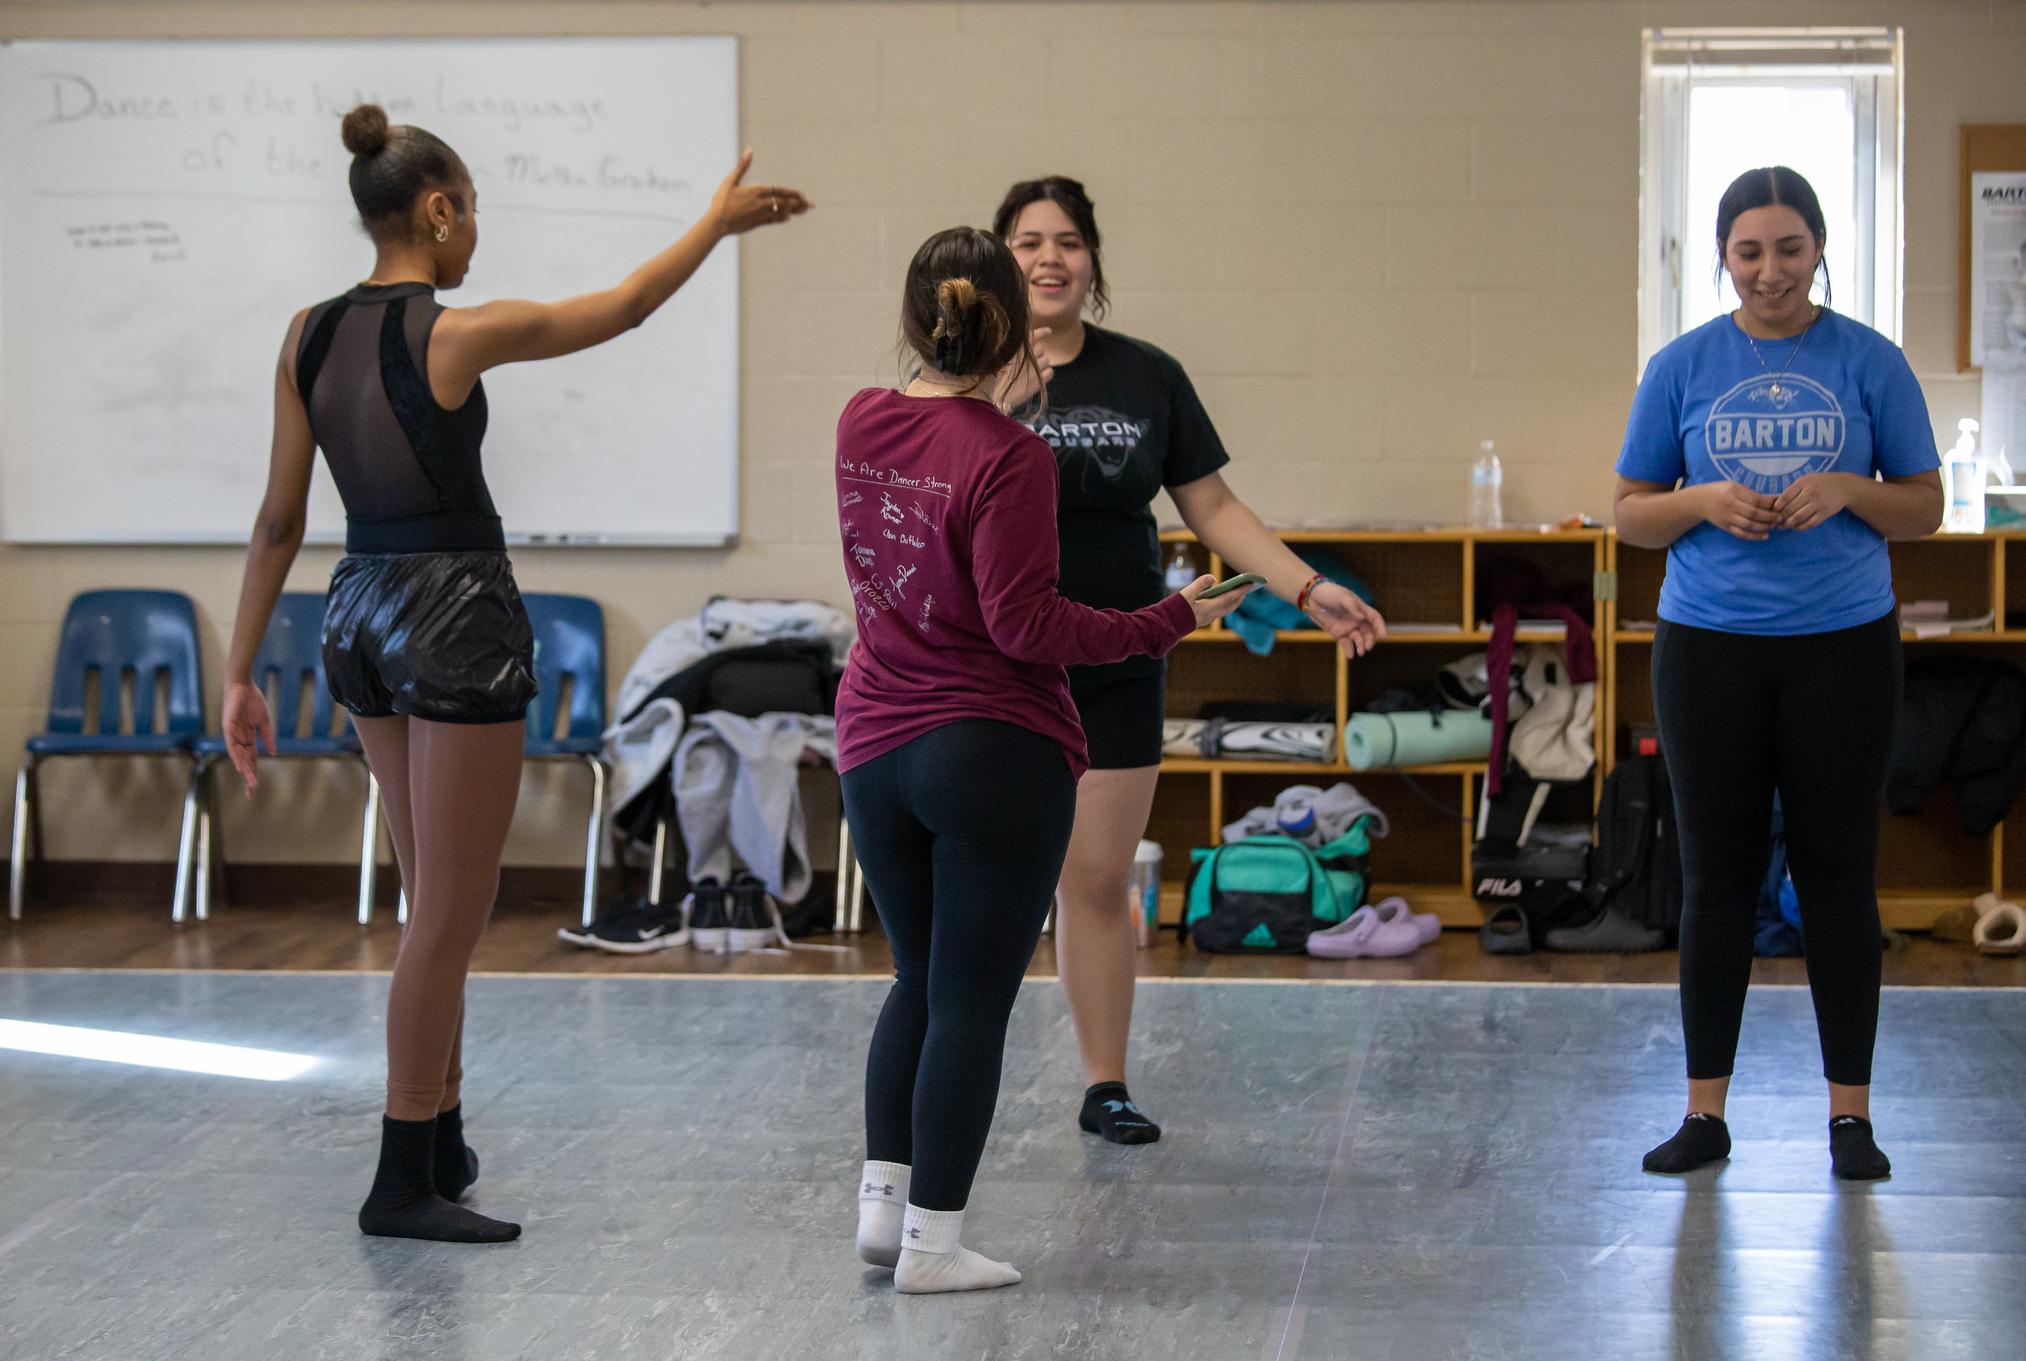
[1196, 572, 1266, 600]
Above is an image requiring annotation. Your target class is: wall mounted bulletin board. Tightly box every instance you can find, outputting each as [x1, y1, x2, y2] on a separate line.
[1958, 123, 2026, 374]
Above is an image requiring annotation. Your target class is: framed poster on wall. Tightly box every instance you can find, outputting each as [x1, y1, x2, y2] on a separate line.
[1958, 124, 2026, 373]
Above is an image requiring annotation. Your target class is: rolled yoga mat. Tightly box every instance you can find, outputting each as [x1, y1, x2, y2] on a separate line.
[1345, 710, 1494, 770]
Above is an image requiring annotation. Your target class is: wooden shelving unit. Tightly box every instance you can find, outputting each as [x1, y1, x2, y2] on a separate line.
[1155, 526, 2026, 934]
[1151, 527, 1607, 927]
[1607, 529, 2026, 931]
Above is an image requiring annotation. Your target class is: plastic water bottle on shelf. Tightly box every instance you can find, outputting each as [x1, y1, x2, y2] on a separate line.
[1128, 840, 1163, 948]
[1468, 440, 1504, 529]
[1164, 544, 1197, 593]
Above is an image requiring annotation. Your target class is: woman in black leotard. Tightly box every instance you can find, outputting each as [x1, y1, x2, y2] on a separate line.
[219, 105, 807, 1243]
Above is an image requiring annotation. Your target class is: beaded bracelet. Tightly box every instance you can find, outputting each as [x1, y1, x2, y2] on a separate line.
[1295, 573, 1326, 614]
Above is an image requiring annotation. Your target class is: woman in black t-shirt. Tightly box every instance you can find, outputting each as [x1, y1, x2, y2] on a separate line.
[993, 177, 1386, 1145]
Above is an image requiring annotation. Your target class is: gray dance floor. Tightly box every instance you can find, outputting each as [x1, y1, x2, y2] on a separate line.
[2, 970, 2022, 1361]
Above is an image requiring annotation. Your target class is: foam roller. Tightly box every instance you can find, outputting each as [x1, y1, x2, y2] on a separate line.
[1345, 710, 1493, 770]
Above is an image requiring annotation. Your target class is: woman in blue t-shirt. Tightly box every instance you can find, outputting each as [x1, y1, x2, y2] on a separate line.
[1616, 166, 1942, 1181]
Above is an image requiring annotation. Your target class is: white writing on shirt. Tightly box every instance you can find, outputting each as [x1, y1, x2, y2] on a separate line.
[1708, 415, 1842, 452]
[1700, 373, 1847, 495]
[1031, 417, 1147, 449]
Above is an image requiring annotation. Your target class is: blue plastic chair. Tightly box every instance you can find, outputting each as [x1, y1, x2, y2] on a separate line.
[11, 590, 206, 921]
[189, 594, 381, 922]
[522, 593, 612, 928]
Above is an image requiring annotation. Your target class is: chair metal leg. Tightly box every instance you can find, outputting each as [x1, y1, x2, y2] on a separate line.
[833, 814, 853, 934]
[580, 757, 607, 929]
[647, 815, 671, 906]
[25, 762, 44, 863]
[844, 810, 869, 935]
[9, 761, 32, 921]
[358, 768, 382, 927]
[171, 760, 201, 924]
[193, 762, 214, 922]
[204, 763, 228, 916]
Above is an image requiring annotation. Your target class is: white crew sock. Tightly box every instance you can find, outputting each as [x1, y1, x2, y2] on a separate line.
[855, 1161, 910, 1268]
[893, 1204, 1021, 1294]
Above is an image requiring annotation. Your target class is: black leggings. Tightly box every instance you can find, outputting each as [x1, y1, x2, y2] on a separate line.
[1653, 613, 1901, 1087]
[841, 721, 1076, 1211]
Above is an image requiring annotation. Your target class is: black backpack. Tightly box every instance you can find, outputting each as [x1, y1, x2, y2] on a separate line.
[1584, 754, 1683, 934]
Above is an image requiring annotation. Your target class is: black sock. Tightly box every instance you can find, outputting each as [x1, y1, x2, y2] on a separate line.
[358, 1116, 519, 1244]
[1642, 1112, 1731, 1174]
[1078, 1082, 1161, 1145]
[1830, 1115, 1891, 1181]
[432, 1104, 480, 1203]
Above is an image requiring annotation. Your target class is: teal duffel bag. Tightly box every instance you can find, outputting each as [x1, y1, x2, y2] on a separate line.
[1181, 822, 1373, 953]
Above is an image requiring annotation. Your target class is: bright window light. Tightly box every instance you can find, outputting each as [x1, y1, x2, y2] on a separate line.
[1682, 82, 1859, 331]
[1641, 28, 1904, 368]
[0, 1019, 322, 1081]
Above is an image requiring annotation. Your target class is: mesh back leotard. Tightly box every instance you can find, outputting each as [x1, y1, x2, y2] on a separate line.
[295, 282, 502, 553]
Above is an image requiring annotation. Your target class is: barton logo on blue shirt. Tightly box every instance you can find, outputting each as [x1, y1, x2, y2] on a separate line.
[1701, 374, 1846, 494]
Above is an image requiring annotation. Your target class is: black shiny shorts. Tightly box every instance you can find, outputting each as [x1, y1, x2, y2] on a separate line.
[1066, 662, 1166, 771]
[323, 551, 537, 725]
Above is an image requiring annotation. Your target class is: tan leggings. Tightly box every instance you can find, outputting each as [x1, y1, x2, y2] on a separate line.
[355, 715, 525, 1122]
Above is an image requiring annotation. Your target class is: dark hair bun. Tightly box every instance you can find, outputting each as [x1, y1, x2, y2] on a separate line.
[341, 104, 391, 158]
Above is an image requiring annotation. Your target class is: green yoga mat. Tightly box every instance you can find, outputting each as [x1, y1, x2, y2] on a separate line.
[1345, 710, 1494, 770]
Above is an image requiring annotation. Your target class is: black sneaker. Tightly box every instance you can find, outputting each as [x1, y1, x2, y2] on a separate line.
[557, 897, 688, 954]
[727, 872, 782, 954]
[688, 878, 729, 952]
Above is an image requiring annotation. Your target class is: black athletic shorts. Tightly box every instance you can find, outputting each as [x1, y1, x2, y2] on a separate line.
[323, 550, 537, 725]
[1066, 663, 1166, 771]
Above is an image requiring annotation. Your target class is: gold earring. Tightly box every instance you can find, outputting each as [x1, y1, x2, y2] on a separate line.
[435, 225, 449, 243]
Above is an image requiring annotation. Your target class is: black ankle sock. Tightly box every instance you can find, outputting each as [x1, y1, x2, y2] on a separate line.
[1078, 1082, 1161, 1145]
[1642, 1112, 1731, 1174]
[1829, 1116, 1891, 1181]
[358, 1116, 519, 1244]
[432, 1104, 480, 1203]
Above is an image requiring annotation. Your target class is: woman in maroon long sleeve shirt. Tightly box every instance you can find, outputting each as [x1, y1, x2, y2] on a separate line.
[837, 227, 1250, 1295]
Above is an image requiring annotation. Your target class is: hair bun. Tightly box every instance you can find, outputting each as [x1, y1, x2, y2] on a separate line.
[341, 104, 391, 157]
[935, 277, 979, 314]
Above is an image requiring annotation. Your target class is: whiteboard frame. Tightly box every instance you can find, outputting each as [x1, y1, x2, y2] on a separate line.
[0, 35, 743, 549]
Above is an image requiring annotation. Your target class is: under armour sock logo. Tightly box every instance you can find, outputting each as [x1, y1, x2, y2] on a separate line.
[863, 1182, 895, 1196]
[1103, 1099, 1146, 1118]
[906, 1226, 921, 1240]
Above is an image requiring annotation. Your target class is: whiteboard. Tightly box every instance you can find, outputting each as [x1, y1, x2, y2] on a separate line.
[0, 38, 739, 545]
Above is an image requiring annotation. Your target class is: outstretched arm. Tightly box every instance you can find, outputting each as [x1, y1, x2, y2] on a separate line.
[971, 448, 1247, 666]
[430, 151, 810, 386]
[1170, 471, 1385, 658]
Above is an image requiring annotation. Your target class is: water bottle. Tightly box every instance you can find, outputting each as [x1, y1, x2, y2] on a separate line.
[1468, 440, 1504, 529]
[1128, 840, 1163, 947]
[1277, 801, 1319, 846]
[1163, 544, 1196, 593]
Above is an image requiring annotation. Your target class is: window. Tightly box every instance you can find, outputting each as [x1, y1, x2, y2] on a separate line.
[1640, 28, 1903, 369]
